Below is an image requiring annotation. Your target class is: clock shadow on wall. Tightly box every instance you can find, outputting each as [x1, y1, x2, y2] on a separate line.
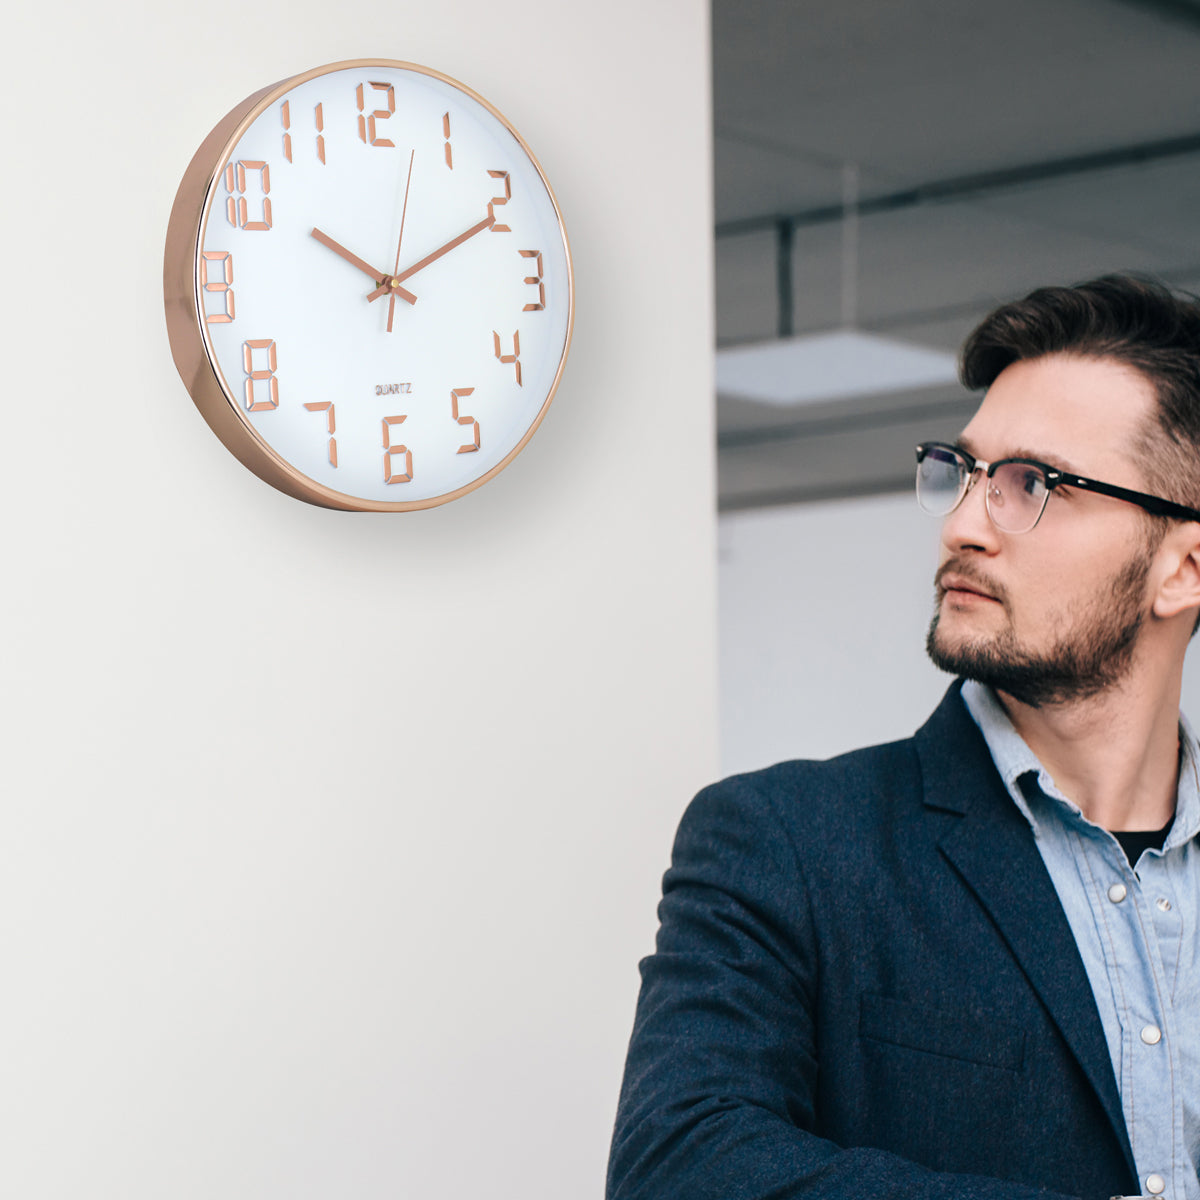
[164, 59, 574, 513]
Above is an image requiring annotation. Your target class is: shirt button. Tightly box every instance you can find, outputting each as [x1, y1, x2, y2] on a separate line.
[1107, 883, 1128, 903]
[1156, 897, 1172, 912]
[1146, 1173, 1165, 1194]
[1141, 1025, 1162, 1045]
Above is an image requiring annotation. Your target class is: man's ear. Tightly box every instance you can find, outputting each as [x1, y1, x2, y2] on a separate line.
[1152, 524, 1200, 621]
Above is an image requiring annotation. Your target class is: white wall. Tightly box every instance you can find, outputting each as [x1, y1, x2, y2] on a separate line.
[720, 493, 1200, 775]
[719, 494, 947, 774]
[1, 4, 716, 1198]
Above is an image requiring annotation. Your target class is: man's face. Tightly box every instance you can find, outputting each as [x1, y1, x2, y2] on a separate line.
[926, 353, 1162, 707]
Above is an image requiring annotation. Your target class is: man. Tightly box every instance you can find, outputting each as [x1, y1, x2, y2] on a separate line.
[608, 275, 1200, 1200]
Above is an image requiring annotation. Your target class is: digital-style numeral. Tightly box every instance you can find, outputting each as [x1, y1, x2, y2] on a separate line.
[443, 112, 453, 169]
[304, 402, 337, 466]
[450, 388, 480, 454]
[493, 330, 522, 386]
[224, 161, 272, 230]
[357, 81, 395, 147]
[283, 101, 326, 163]
[519, 250, 545, 312]
[242, 339, 279, 411]
[382, 414, 413, 483]
[200, 251, 235, 323]
[487, 170, 511, 232]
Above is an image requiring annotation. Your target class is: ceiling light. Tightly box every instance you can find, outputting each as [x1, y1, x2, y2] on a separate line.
[716, 329, 959, 407]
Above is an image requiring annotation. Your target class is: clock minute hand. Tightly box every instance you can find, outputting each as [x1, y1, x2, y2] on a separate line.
[311, 228, 417, 305]
[368, 213, 495, 302]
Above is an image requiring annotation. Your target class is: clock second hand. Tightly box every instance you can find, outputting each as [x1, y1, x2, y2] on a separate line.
[387, 149, 417, 333]
[368, 212, 495, 302]
[310, 228, 417, 305]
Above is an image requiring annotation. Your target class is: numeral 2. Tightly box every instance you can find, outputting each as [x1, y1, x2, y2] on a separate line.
[487, 170, 511, 232]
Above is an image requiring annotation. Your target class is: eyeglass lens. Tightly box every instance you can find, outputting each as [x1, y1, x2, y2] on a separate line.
[916, 446, 1050, 533]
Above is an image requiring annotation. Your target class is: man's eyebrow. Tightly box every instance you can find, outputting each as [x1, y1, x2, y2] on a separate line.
[956, 435, 1082, 476]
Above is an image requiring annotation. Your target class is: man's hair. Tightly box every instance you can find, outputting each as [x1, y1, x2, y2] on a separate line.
[960, 273, 1200, 510]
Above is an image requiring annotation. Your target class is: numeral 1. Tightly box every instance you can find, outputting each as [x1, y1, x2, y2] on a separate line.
[242, 339, 279, 411]
[200, 251, 235, 323]
[451, 388, 480, 453]
[493, 331, 522, 385]
[281, 101, 292, 162]
[304, 402, 337, 466]
[382, 415, 413, 483]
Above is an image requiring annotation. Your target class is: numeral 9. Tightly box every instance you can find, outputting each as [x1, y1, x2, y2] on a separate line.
[201, 251, 235, 323]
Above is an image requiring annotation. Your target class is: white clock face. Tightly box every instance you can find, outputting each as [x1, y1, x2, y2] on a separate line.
[173, 60, 572, 510]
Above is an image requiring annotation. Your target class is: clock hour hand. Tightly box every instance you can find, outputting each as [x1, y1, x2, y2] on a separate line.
[367, 213, 495, 302]
[311, 228, 417, 305]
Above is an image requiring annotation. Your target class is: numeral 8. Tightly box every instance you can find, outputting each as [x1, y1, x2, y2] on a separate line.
[242, 339, 279, 411]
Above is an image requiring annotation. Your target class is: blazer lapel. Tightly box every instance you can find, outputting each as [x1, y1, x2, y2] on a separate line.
[914, 684, 1135, 1175]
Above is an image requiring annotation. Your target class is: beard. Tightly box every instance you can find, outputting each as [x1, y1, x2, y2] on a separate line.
[925, 549, 1153, 707]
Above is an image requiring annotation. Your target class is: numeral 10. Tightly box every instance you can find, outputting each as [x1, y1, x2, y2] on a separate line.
[224, 161, 272, 230]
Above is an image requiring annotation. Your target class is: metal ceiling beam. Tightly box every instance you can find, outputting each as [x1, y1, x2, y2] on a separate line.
[715, 130, 1200, 240]
[717, 395, 971, 452]
[718, 474, 914, 513]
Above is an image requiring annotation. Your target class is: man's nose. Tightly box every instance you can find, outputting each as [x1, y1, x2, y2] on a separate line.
[941, 469, 1000, 554]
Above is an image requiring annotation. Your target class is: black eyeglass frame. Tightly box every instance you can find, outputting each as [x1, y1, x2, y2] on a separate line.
[915, 441, 1200, 529]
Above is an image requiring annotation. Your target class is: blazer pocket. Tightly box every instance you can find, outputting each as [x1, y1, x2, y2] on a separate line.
[859, 992, 1026, 1073]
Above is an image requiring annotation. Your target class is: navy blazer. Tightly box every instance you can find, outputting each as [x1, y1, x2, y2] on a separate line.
[608, 684, 1140, 1200]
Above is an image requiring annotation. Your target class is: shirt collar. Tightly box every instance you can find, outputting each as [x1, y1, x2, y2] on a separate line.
[960, 679, 1200, 850]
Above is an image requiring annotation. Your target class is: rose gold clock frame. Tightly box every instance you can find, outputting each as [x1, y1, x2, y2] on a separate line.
[163, 58, 574, 511]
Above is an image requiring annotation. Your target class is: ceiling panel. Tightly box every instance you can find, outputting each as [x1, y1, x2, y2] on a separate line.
[714, 0, 1200, 223]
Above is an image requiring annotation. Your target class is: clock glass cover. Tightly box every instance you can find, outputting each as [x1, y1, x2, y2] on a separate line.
[165, 59, 573, 510]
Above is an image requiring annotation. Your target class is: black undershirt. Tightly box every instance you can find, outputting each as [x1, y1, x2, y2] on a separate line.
[1016, 769, 1176, 865]
[1112, 815, 1175, 866]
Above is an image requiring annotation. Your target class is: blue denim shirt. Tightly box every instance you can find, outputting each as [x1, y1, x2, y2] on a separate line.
[962, 681, 1200, 1200]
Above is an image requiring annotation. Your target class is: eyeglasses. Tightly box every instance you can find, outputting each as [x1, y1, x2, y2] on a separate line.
[915, 441, 1200, 534]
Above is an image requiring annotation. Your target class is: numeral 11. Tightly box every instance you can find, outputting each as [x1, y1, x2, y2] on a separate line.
[281, 101, 326, 164]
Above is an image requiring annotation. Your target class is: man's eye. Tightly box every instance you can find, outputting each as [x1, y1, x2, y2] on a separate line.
[1016, 468, 1046, 497]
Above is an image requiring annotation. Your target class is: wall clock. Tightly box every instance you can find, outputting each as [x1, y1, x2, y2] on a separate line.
[164, 59, 573, 511]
